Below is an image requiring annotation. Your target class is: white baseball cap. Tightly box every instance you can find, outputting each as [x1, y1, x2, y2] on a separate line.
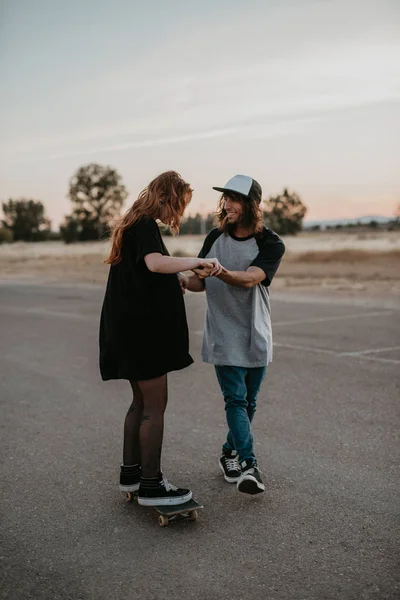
[213, 174, 262, 204]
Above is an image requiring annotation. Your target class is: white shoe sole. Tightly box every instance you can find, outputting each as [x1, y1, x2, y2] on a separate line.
[237, 474, 265, 495]
[218, 460, 240, 483]
[137, 490, 193, 506]
[119, 483, 140, 493]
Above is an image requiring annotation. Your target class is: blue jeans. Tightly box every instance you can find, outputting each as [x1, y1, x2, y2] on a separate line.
[215, 365, 267, 464]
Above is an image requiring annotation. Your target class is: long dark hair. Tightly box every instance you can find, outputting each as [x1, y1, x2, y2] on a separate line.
[216, 192, 264, 235]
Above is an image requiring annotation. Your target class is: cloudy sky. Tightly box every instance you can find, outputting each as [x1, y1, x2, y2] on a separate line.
[1, 0, 399, 225]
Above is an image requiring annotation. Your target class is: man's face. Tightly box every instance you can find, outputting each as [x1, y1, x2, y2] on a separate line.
[223, 194, 244, 225]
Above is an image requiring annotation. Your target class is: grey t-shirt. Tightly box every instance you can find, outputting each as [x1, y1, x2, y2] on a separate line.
[198, 227, 285, 367]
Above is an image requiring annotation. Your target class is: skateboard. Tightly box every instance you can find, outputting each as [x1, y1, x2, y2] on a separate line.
[125, 493, 203, 527]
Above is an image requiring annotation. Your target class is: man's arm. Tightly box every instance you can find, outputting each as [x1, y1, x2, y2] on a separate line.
[192, 265, 266, 289]
[216, 266, 266, 289]
[218, 233, 285, 289]
[185, 271, 206, 292]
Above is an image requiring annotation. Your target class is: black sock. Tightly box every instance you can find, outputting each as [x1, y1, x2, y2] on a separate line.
[140, 473, 162, 488]
[121, 464, 140, 475]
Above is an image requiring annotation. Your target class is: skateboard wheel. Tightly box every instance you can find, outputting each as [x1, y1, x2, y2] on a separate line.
[126, 493, 134, 502]
[189, 510, 198, 522]
[159, 515, 169, 527]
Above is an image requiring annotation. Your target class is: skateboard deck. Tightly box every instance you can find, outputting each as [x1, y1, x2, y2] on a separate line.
[125, 493, 203, 527]
[154, 499, 204, 527]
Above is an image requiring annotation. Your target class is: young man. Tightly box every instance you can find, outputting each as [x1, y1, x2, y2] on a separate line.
[187, 174, 285, 495]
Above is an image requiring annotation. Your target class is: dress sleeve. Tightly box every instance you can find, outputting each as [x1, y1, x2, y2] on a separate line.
[250, 230, 285, 287]
[129, 218, 165, 265]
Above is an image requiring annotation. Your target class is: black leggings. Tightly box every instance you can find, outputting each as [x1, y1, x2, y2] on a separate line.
[123, 374, 168, 478]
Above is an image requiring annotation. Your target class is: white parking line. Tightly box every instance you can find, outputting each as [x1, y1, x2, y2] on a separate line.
[273, 310, 394, 327]
[274, 342, 400, 365]
[274, 342, 338, 356]
[341, 346, 400, 356]
[348, 355, 400, 365]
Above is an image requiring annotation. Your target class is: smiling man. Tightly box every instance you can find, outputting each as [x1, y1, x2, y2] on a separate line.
[187, 175, 285, 495]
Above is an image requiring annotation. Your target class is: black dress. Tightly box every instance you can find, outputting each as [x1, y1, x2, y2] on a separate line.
[99, 217, 193, 381]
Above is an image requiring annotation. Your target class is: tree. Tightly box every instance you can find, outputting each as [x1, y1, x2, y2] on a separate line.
[388, 202, 400, 231]
[0, 228, 13, 244]
[167, 212, 216, 236]
[61, 163, 127, 242]
[263, 188, 307, 235]
[205, 213, 216, 232]
[394, 203, 400, 225]
[1, 198, 51, 241]
[179, 214, 202, 235]
[59, 215, 80, 244]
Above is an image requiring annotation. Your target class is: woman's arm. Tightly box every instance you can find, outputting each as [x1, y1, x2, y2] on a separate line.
[144, 253, 222, 275]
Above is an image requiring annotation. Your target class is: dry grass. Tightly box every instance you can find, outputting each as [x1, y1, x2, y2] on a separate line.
[1, 232, 399, 296]
[288, 249, 400, 263]
[275, 248, 400, 295]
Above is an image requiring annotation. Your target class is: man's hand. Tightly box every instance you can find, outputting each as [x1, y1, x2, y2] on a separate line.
[195, 258, 223, 276]
[177, 272, 189, 294]
[193, 258, 223, 279]
[192, 265, 213, 280]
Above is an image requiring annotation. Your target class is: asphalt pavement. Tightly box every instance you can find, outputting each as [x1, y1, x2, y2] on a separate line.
[0, 281, 399, 600]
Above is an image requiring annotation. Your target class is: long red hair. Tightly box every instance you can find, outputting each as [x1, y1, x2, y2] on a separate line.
[105, 171, 192, 265]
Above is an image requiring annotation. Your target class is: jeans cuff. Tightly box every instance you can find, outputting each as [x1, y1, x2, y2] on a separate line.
[222, 443, 235, 453]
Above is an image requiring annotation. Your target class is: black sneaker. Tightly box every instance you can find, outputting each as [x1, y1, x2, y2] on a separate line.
[138, 474, 192, 506]
[218, 449, 241, 483]
[119, 464, 141, 493]
[237, 460, 265, 495]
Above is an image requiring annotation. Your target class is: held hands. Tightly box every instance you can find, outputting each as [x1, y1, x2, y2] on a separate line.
[193, 258, 224, 279]
[177, 259, 223, 295]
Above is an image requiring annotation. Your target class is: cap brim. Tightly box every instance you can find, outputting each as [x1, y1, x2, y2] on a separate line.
[212, 186, 249, 198]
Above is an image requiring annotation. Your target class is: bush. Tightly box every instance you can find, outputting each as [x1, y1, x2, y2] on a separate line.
[0, 228, 13, 244]
[60, 217, 79, 244]
[1, 198, 51, 241]
[263, 188, 307, 235]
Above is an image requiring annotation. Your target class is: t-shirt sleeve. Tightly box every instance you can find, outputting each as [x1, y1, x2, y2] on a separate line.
[129, 218, 165, 264]
[198, 228, 222, 258]
[250, 230, 285, 287]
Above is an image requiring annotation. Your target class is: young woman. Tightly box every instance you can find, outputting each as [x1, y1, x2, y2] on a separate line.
[100, 171, 221, 505]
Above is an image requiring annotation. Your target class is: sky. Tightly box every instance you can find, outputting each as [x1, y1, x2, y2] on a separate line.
[1, 0, 400, 226]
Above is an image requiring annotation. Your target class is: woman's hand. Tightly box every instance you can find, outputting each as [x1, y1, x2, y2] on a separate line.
[193, 266, 212, 280]
[207, 258, 223, 276]
[195, 258, 223, 278]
